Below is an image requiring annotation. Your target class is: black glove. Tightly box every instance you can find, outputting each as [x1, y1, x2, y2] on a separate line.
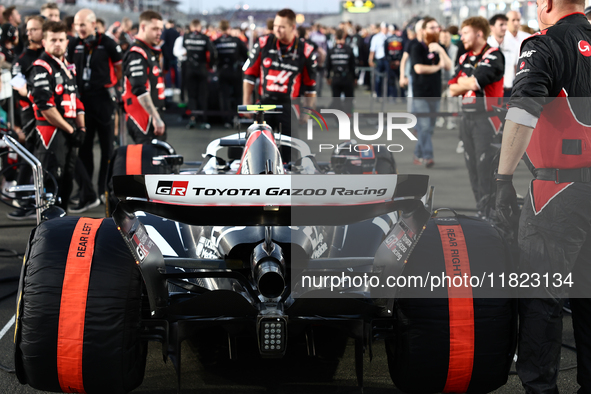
[69, 127, 86, 148]
[493, 174, 520, 241]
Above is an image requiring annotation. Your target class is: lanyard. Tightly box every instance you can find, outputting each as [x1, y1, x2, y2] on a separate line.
[85, 48, 93, 70]
[276, 37, 298, 62]
[49, 53, 72, 79]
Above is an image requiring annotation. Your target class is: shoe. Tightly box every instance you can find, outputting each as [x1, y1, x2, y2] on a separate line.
[436, 117, 445, 128]
[68, 197, 101, 214]
[7, 208, 36, 221]
[99, 193, 106, 205]
[425, 159, 435, 168]
[456, 141, 464, 154]
[413, 156, 423, 166]
[186, 119, 197, 129]
[199, 122, 211, 130]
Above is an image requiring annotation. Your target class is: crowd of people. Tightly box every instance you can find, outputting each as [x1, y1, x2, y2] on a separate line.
[0, 2, 591, 394]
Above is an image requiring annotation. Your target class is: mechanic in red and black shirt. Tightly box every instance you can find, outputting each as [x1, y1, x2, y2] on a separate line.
[122, 10, 165, 144]
[6, 16, 45, 220]
[68, 8, 123, 200]
[28, 21, 86, 211]
[242, 8, 317, 142]
[449, 16, 504, 216]
[12, 16, 44, 142]
[494, 2, 591, 392]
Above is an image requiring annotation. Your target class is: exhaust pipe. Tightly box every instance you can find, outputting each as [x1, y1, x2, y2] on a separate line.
[252, 242, 285, 299]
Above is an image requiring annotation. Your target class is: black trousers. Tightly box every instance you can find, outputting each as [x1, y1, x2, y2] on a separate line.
[516, 182, 591, 394]
[186, 68, 209, 123]
[459, 114, 496, 212]
[34, 128, 77, 210]
[218, 73, 242, 124]
[79, 91, 115, 195]
[15, 110, 37, 200]
[331, 79, 355, 115]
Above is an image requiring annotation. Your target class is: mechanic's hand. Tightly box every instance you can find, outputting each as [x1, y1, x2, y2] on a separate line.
[399, 76, 408, 88]
[493, 174, 520, 241]
[69, 127, 86, 148]
[153, 117, 165, 136]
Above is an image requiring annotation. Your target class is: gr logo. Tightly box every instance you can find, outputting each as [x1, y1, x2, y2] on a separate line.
[156, 180, 189, 196]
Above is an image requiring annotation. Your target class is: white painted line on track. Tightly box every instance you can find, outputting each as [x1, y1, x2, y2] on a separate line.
[0, 315, 15, 341]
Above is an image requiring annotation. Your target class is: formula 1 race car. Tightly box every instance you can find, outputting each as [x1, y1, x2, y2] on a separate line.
[10, 105, 516, 394]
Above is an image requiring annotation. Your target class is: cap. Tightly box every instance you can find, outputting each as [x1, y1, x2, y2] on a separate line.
[585, 5, 591, 15]
[380, 21, 387, 28]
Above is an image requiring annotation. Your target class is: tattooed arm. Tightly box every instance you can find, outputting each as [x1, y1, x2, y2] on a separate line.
[138, 92, 165, 135]
[497, 119, 534, 175]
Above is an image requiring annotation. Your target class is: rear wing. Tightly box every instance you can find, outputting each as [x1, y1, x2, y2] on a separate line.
[112, 173, 431, 317]
[113, 174, 429, 226]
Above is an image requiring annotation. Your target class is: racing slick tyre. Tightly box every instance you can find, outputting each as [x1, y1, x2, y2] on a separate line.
[386, 214, 517, 393]
[14, 216, 147, 393]
[105, 142, 178, 216]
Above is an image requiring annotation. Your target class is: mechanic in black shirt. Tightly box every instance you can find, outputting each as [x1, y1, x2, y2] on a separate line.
[214, 19, 247, 128]
[242, 8, 317, 143]
[326, 28, 356, 114]
[182, 19, 216, 129]
[409, 17, 452, 168]
[122, 11, 166, 144]
[7, 15, 45, 220]
[28, 21, 86, 212]
[68, 8, 123, 206]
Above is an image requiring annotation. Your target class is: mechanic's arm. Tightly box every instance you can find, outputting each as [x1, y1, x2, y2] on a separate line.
[15, 84, 27, 97]
[451, 76, 479, 94]
[41, 108, 75, 134]
[243, 81, 254, 105]
[497, 119, 533, 175]
[138, 93, 165, 135]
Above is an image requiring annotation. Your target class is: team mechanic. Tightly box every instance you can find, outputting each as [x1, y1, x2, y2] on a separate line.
[122, 10, 166, 144]
[8, 15, 45, 220]
[449, 16, 504, 218]
[29, 21, 86, 211]
[183, 19, 217, 130]
[214, 19, 247, 129]
[494, 0, 591, 392]
[68, 8, 122, 202]
[242, 8, 317, 162]
[325, 28, 356, 115]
